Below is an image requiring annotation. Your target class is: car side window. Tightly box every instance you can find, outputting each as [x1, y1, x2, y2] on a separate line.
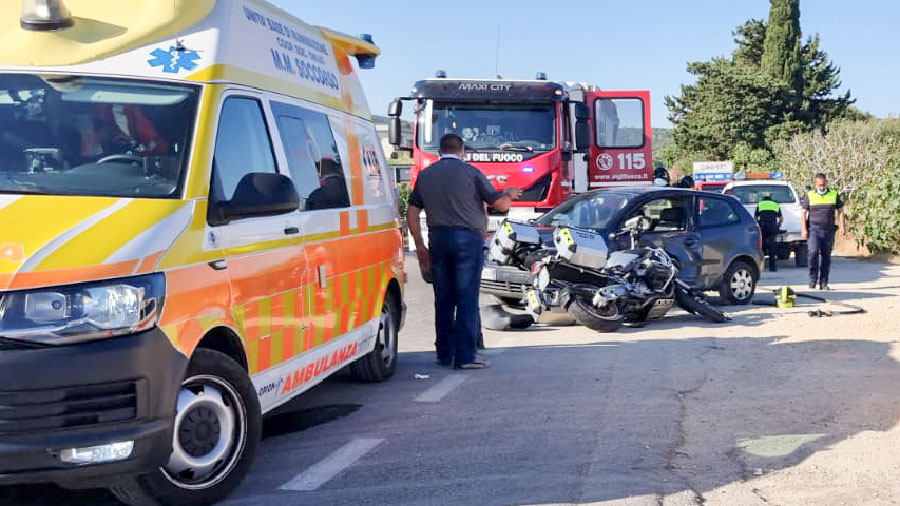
[698, 197, 740, 229]
[630, 197, 689, 232]
[211, 97, 277, 202]
[271, 101, 350, 211]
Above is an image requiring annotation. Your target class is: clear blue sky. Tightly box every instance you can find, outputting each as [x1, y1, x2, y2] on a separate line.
[278, 1, 897, 127]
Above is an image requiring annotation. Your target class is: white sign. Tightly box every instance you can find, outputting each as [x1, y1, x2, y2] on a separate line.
[692, 161, 734, 175]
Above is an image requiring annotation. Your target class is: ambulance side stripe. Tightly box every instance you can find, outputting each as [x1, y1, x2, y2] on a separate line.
[105, 202, 194, 264]
[19, 199, 132, 273]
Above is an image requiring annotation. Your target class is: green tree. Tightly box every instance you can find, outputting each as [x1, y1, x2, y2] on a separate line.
[665, 58, 789, 159]
[667, 4, 857, 165]
[761, 0, 804, 93]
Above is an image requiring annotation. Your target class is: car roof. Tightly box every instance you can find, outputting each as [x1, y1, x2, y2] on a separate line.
[725, 180, 792, 187]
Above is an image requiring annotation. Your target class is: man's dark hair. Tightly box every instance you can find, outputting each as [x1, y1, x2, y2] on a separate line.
[439, 133, 464, 154]
[814, 172, 827, 181]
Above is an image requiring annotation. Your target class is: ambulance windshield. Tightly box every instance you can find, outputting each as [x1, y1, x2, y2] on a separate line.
[0, 74, 200, 198]
[417, 101, 556, 154]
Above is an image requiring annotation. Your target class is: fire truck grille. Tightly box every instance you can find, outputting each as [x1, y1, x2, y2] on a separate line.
[0, 380, 140, 435]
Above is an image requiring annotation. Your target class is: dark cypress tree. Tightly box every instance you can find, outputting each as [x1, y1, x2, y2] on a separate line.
[761, 0, 804, 94]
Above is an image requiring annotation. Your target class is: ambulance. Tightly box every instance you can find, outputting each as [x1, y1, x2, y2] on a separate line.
[0, 1, 404, 504]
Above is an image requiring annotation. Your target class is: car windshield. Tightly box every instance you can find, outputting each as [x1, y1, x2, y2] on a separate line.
[536, 192, 630, 230]
[730, 184, 796, 204]
[417, 100, 556, 153]
[0, 74, 200, 198]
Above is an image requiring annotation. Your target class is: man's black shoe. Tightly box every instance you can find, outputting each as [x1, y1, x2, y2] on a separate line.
[819, 284, 831, 291]
[808, 282, 817, 289]
[435, 358, 452, 367]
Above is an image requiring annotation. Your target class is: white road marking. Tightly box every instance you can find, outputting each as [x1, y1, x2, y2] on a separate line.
[280, 438, 384, 491]
[414, 373, 468, 403]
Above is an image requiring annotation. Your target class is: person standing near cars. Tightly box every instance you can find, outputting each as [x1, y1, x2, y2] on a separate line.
[801, 173, 846, 290]
[755, 194, 783, 272]
[406, 133, 522, 369]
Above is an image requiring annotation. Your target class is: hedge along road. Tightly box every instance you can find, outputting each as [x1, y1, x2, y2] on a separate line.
[4, 256, 900, 506]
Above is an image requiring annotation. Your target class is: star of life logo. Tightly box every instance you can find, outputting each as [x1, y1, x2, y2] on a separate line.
[148, 46, 201, 74]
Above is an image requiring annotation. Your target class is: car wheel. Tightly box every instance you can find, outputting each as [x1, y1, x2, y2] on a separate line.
[719, 260, 757, 305]
[350, 293, 399, 383]
[795, 244, 809, 267]
[776, 244, 791, 260]
[110, 349, 261, 506]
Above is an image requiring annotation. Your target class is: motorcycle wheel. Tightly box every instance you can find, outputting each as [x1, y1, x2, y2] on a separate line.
[567, 295, 625, 333]
[675, 286, 729, 323]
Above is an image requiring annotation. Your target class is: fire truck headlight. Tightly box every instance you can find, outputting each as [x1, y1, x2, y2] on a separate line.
[0, 274, 165, 345]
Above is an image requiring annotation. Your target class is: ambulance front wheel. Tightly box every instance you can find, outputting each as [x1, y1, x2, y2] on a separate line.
[351, 294, 399, 383]
[110, 349, 262, 506]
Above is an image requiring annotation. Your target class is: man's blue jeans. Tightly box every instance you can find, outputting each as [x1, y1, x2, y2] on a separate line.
[428, 227, 484, 365]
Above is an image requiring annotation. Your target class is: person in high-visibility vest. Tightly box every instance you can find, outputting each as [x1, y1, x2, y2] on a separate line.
[755, 194, 783, 272]
[801, 172, 846, 290]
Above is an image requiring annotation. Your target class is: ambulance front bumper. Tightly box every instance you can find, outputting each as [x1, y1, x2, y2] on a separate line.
[0, 327, 187, 489]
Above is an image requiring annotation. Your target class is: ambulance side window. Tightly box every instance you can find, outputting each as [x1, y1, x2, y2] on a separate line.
[271, 101, 350, 211]
[211, 97, 277, 201]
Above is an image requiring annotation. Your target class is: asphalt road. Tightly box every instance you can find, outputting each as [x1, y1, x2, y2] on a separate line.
[4, 255, 900, 506]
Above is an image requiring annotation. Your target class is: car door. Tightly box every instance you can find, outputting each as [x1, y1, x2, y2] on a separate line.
[695, 195, 742, 289]
[621, 194, 703, 287]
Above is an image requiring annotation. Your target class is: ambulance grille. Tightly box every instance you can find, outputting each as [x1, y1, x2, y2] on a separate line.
[0, 380, 140, 435]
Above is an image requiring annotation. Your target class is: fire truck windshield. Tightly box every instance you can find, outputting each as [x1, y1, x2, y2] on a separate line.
[417, 101, 555, 153]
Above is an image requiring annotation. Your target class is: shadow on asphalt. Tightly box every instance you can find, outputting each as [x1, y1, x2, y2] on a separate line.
[6, 335, 900, 506]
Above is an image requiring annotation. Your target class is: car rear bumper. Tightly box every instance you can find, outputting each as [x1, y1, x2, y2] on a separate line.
[0, 328, 187, 489]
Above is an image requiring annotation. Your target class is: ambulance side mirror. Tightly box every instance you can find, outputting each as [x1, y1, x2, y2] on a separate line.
[210, 173, 300, 226]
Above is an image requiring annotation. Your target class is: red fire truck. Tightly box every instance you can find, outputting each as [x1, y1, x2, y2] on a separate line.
[388, 73, 653, 231]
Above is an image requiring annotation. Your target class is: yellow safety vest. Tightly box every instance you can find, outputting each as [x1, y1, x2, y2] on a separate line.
[757, 199, 780, 213]
[806, 189, 838, 206]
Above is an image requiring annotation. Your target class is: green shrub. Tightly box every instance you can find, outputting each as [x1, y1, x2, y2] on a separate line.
[773, 118, 900, 252]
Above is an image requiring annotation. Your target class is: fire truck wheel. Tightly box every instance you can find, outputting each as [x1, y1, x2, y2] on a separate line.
[350, 293, 399, 383]
[110, 349, 262, 506]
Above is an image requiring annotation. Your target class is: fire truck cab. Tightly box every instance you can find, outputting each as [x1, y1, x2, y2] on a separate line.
[389, 75, 652, 238]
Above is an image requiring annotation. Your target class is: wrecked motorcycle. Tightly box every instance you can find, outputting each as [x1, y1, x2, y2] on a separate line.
[489, 216, 729, 333]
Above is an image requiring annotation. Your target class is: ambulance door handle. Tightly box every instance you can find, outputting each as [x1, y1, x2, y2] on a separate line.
[284, 227, 299, 235]
[208, 259, 228, 271]
[318, 264, 327, 288]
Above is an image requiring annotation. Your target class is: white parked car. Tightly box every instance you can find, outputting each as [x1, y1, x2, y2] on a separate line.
[722, 179, 808, 266]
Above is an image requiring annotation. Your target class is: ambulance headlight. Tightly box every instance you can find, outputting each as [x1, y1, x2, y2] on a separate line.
[0, 274, 165, 345]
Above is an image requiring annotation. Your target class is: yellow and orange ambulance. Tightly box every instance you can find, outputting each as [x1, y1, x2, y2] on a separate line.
[0, 1, 404, 504]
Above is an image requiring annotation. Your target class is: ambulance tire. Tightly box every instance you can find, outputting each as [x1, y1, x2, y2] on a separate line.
[109, 349, 262, 506]
[567, 295, 625, 333]
[350, 294, 399, 383]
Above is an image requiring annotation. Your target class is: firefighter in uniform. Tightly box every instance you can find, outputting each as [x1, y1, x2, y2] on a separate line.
[801, 173, 846, 290]
[755, 194, 782, 272]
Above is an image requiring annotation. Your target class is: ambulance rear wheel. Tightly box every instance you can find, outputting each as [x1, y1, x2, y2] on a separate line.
[350, 294, 399, 383]
[110, 349, 261, 506]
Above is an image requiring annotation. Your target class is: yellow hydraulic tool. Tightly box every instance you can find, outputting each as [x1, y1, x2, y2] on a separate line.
[773, 286, 797, 308]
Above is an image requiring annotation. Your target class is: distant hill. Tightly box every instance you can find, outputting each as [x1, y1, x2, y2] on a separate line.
[652, 128, 673, 167]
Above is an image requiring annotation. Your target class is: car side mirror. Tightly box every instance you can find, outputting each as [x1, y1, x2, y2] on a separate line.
[210, 172, 299, 226]
[389, 116, 403, 147]
[388, 98, 402, 117]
